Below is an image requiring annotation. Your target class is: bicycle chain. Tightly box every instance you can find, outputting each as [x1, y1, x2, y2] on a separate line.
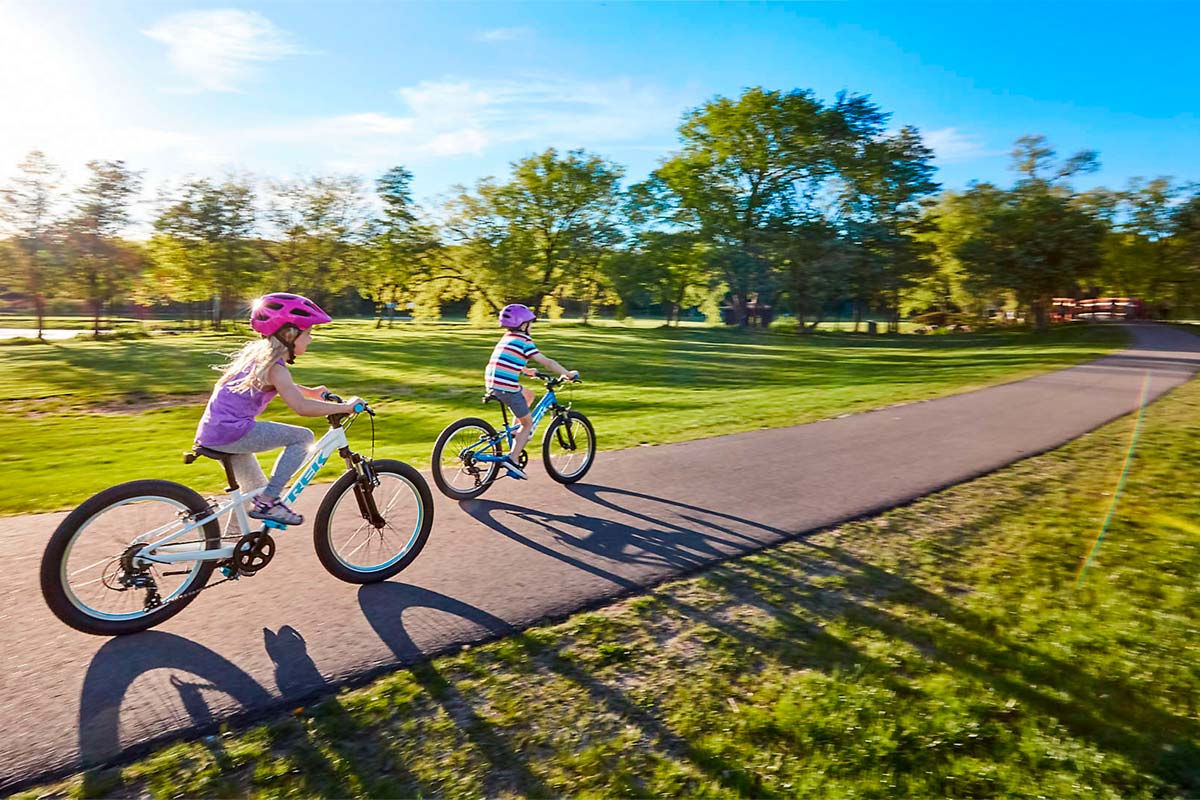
[144, 533, 250, 609]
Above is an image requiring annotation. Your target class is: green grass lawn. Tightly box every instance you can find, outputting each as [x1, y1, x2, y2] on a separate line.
[0, 321, 1126, 515]
[18, 345, 1200, 799]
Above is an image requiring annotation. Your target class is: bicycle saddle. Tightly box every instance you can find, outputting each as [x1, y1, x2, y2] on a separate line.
[183, 446, 241, 490]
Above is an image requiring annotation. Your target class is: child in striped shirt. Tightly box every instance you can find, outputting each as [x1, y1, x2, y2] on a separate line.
[485, 303, 578, 479]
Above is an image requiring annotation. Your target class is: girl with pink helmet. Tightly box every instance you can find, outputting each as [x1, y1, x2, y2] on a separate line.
[194, 292, 364, 526]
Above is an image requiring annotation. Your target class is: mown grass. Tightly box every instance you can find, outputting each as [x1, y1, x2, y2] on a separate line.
[16, 354, 1200, 799]
[0, 321, 1126, 515]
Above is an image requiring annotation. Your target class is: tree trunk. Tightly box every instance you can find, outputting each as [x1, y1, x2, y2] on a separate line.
[35, 296, 46, 341]
[729, 293, 748, 326]
[1032, 297, 1050, 333]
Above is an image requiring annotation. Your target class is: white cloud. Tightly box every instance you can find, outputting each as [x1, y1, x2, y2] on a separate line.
[393, 76, 686, 150]
[923, 127, 989, 163]
[143, 9, 304, 93]
[475, 27, 533, 43]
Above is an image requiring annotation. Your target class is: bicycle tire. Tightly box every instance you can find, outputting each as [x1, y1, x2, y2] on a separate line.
[431, 417, 502, 500]
[40, 479, 220, 636]
[313, 460, 434, 584]
[542, 411, 596, 484]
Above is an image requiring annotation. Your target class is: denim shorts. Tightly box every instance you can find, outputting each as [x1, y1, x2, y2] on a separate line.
[492, 387, 530, 417]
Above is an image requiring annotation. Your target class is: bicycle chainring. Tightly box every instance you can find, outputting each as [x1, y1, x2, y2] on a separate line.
[233, 530, 276, 575]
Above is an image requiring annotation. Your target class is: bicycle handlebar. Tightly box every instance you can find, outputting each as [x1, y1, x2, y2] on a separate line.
[321, 391, 374, 417]
[534, 371, 582, 386]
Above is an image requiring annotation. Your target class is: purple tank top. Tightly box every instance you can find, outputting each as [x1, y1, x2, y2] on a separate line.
[194, 367, 278, 447]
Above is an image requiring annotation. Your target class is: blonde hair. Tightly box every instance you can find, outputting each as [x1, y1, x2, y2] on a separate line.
[216, 328, 298, 394]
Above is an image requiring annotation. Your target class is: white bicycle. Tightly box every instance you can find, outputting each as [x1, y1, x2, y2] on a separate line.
[40, 396, 434, 636]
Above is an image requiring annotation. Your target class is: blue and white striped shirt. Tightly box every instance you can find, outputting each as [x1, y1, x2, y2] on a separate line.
[485, 331, 540, 392]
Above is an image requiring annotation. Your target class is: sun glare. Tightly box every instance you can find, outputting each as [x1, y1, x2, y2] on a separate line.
[0, 4, 106, 172]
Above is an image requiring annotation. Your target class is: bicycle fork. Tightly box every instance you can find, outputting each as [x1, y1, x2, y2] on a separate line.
[342, 448, 386, 528]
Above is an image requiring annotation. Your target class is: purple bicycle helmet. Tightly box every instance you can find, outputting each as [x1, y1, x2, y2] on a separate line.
[499, 303, 536, 329]
[250, 293, 332, 338]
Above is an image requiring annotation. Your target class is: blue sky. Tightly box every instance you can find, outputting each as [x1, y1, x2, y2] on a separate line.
[2, 0, 1197, 209]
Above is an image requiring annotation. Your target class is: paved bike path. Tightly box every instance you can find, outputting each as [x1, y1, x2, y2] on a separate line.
[2, 323, 1199, 793]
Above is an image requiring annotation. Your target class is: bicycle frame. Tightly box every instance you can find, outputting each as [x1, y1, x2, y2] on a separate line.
[133, 424, 352, 566]
[468, 388, 562, 463]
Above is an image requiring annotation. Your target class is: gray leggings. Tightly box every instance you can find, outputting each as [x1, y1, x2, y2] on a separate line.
[218, 421, 315, 501]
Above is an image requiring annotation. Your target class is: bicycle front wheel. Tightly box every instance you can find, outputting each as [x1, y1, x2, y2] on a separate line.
[313, 460, 434, 583]
[543, 411, 596, 484]
[431, 417, 501, 500]
[40, 479, 220, 636]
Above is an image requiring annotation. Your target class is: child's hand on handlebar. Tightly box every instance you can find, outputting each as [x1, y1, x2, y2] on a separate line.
[521, 366, 539, 376]
[341, 396, 367, 413]
[564, 370, 580, 381]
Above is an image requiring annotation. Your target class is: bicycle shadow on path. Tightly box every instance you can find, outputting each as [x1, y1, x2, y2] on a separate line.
[459, 483, 784, 593]
[77, 632, 273, 792]
[70, 623, 344, 794]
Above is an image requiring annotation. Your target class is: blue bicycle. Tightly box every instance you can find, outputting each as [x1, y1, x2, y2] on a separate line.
[431, 372, 595, 499]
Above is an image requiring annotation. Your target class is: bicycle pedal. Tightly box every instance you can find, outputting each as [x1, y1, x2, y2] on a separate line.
[262, 520, 288, 530]
[219, 565, 240, 580]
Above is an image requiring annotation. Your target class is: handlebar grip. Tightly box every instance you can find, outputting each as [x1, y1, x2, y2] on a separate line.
[352, 401, 366, 414]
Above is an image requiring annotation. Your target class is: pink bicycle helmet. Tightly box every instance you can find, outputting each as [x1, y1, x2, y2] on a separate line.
[250, 293, 332, 338]
[499, 303, 536, 329]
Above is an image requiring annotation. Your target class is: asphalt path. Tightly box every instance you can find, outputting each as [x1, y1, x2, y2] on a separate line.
[2, 322, 1198, 793]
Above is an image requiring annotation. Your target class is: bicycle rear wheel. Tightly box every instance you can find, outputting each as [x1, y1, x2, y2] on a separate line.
[40, 480, 220, 636]
[431, 417, 502, 500]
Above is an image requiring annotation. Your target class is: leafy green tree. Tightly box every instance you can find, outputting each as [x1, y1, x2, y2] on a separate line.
[603, 231, 713, 325]
[362, 166, 443, 324]
[63, 160, 143, 336]
[653, 88, 855, 325]
[441, 148, 624, 316]
[147, 175, 262, 327]
[1090, 178, 1184, 313]
[266, 175, 369, 309]
[954, 137, 1105, 331]
[1170, 187, 1200, 313]
[0, 150, 62, 339]
[838, 126, 940, 330]
[909, 188, 1008, 319]
[769, 216, 849, 331]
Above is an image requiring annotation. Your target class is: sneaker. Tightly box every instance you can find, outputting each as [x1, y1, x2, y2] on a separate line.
[249, 496, 304, 526]
[502, 456, 528, 480]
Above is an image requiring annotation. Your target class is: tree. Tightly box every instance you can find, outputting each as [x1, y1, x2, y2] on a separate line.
[64, 160, 143, 337]
[954, 137, 1105, 331]
[0, 151, 62, 339]
[910, 188, 1007, 320]
[441, 148, 625, 316]
[1170, 187, 1200, 313]
[654, 88, 876, 325]
[603, 231, 713, 325]
[266, 175, 370, 310]
[1088, 178, 1184, 313]
[148, 175, 262, 327]
[362, 166, 443, 324]
[837, 126, 940, 331]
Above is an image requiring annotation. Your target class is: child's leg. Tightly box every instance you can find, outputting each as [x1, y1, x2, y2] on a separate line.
[219, 421, 315, 499]
[511, 411, 534, 459]
[226, 453, 268, 535]
[511, 386, 536, 454]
